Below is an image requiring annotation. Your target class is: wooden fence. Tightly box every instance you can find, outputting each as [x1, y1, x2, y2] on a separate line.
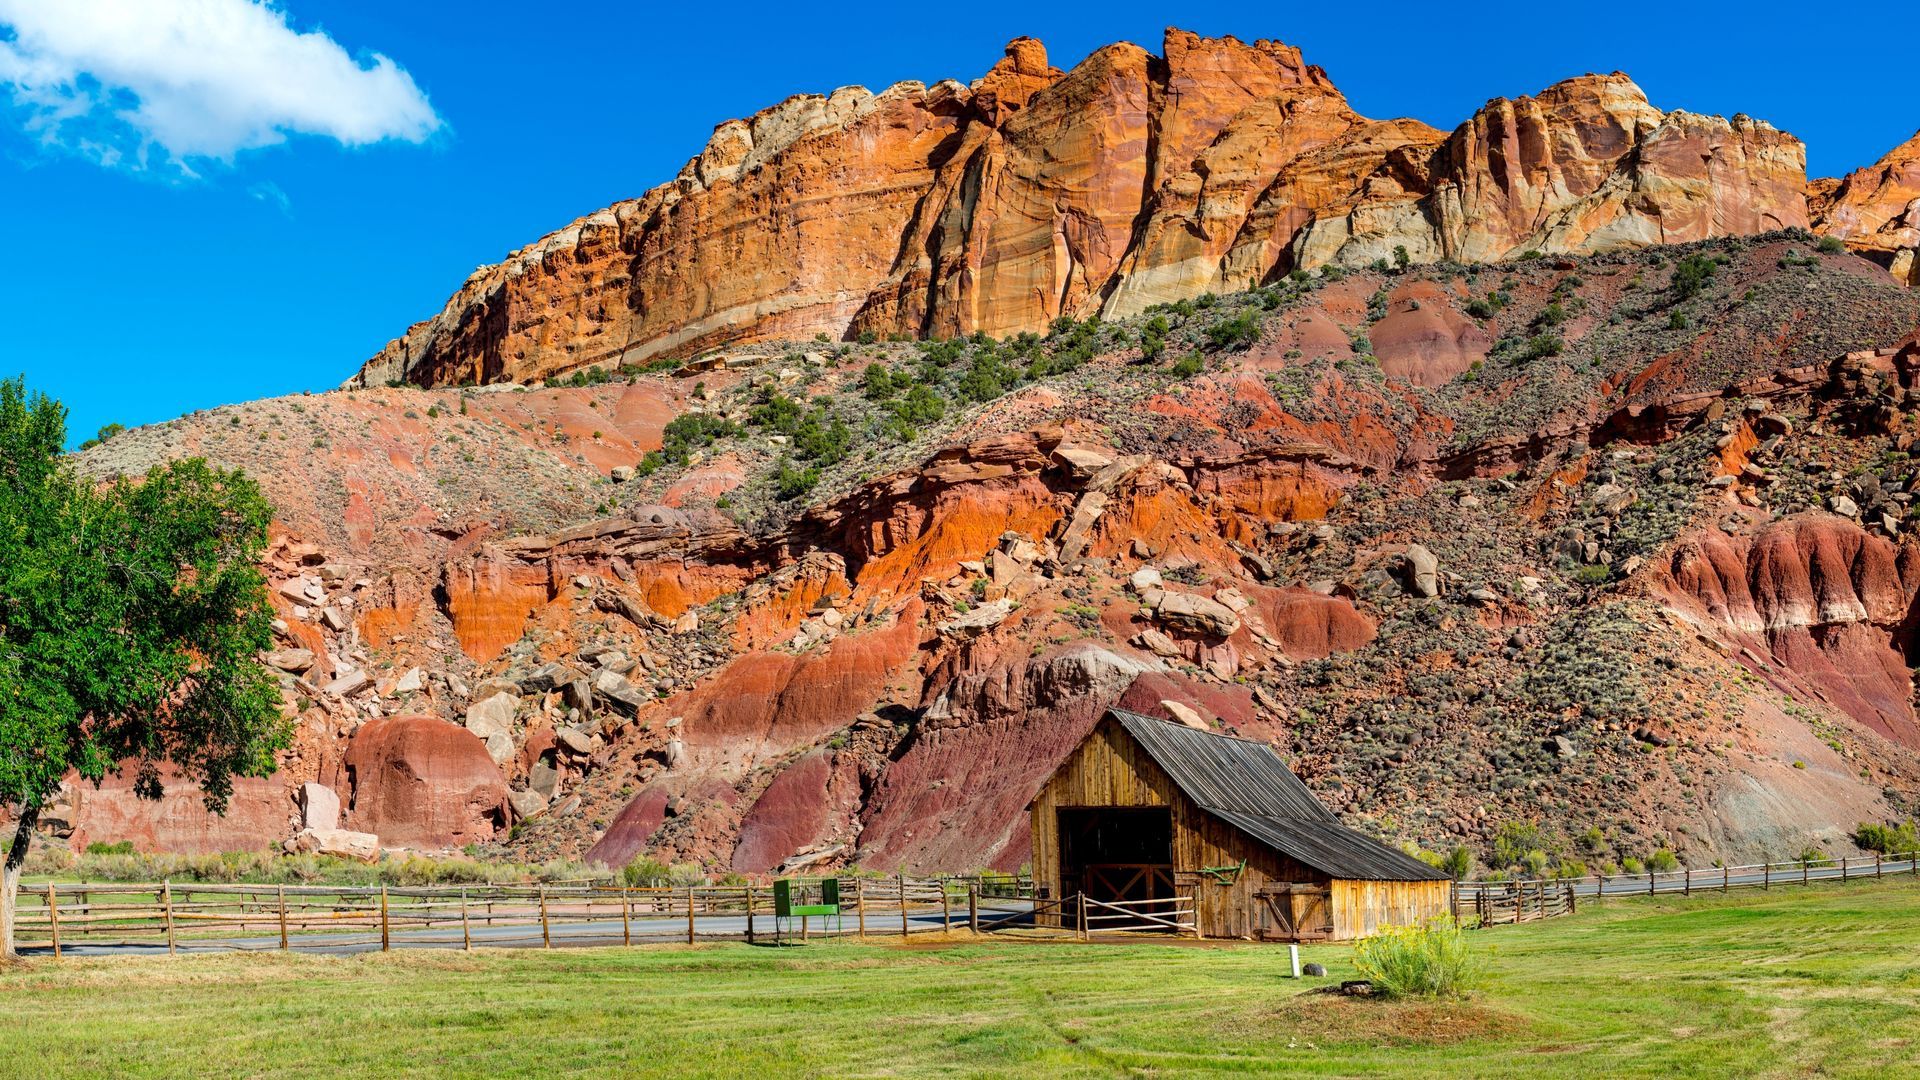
[1454, 849, 1920, 928]
[9, 874, 1038, 957]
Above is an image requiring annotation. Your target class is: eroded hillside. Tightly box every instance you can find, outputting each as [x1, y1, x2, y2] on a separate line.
[58, 235, 1920, 879]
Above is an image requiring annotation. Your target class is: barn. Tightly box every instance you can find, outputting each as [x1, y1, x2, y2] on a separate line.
[1029, 708, 1451, 941]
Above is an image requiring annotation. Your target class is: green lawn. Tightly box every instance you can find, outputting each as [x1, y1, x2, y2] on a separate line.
[5, 878, 1919, 1078]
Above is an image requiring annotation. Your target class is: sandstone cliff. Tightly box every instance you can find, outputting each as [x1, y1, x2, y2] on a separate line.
[354, 29, 1820, 390]
[1812, 132, 1920, 286]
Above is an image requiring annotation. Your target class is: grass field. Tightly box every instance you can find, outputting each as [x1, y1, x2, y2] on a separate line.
[5, 878, 1919, 1078]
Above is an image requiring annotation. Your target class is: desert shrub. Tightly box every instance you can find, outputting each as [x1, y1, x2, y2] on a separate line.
[1205, 310, 1262, 350]
[1393, 244, 1411, 269]
[1670, 253, 1718, 300]
[1620, 856, 1646, 874]
[84, 840, 136, 856]
[1169, 353, 1204, 378]
[623, 857, 672, 887]
[1817, 235, 1847, 254]
[1853, 820, 1920, 854]
[1572, 564, 1612, 586]
[1491, 821, 1544, 868]
[1647, 848, 1680, 872]
[773, 456, 820, 501]
[1352, 920, 1482, 1000]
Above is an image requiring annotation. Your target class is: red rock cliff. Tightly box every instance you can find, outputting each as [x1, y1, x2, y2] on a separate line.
[353, 29, 1817, 390]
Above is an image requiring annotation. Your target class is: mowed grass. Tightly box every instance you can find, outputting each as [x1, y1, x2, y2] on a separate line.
[6, 878, 1920, 1078]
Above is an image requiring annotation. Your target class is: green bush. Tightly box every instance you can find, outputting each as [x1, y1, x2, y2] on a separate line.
[1648, 848, 1680, 872]
[1620, 856, 1646, 874]
[1491, 821, 1544, 868]
[1817, 235, 1847, 254]
[84, 840, 136, 856]
[622, 857, 671, 887]
[1352, 920, 1482, 1000]
[1854, 821, 1920, 854]
[1205, 310, 1262, 350]
[1169, 354, 1204, 378]
[1670, 253, 1718, 301]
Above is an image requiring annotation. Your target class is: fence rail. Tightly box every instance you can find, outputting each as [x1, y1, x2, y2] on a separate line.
[1454, 850, 1920, 927]
[9, 874, 1038, 958]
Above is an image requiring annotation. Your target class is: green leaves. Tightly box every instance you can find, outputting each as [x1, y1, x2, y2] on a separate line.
[0, 377, 288, 815]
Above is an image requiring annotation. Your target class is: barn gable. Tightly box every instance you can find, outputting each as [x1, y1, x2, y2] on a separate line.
[1108, 710, 1446, 883]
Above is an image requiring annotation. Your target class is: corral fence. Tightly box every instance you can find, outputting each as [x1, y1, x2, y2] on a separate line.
[10, 873, 1039, 958]
[1454, 849, 1920, 927]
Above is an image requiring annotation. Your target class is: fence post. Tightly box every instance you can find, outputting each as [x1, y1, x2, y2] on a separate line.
[1567, 882, 1576, 915]
[162, 880, 176, 955]
[539, 885, 550, 949]
[1877, 854, 1884, 880]
[1648, 870, 1655, 897]
[941, 883, 951, 933]
[856, 878, 867, 941]
[968, 885, 978, 934]
[278, 885, 289, 950]
[1723, 864, 1729, 893]
[1077, 892, 1088, 939]
[899, 873, 910, 938]
[1841, 856, 1849, 884]
[461, 888, 472, 951]
[47, 883, 59, 959]
[685, 887, 695, 945]
[1803, 858, 1809, 887]
[1684, 869, 1691, 897]
[1763, 859, 1770, 890]
[745, 886, 754, 945]
[380, 886, 391, 952]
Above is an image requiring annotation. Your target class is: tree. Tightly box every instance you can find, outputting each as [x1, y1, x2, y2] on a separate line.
[1, 378, 288, 958]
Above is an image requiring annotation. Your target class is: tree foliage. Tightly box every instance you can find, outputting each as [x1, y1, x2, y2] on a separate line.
[1, 378, 287, 953]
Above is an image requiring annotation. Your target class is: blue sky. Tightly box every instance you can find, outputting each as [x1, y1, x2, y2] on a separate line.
[3, 1, 1915, 448]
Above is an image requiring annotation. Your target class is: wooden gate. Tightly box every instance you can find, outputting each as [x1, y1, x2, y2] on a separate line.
[1083, 864, 1175, 904]
[1255, 883, 1332, 941]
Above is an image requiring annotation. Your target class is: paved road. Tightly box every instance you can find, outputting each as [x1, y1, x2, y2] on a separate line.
[18, 901, 1037, 958]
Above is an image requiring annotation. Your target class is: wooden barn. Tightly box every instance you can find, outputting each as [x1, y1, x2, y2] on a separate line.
[1029, 709, 1452, 941]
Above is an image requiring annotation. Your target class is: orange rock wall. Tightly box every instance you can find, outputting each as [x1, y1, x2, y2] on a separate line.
[356, 31, 1821, 390]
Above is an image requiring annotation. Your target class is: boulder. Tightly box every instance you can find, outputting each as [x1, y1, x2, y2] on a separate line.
[1401, 544, 1440, 597]
[286, 827, 379, 861]
[297, 782, 341, 831]
[464, 692, 517, 741]
[340, 716, 507, 848]
[265, 648, 315, 672]
[1154, 592, 1241, 637]
[1161, 700, 1211, 730]
[508, 787, 548, 822]
[938, 598, 1015, 636]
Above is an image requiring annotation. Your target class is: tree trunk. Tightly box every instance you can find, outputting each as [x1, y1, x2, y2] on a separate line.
[3, 801, 40, 960]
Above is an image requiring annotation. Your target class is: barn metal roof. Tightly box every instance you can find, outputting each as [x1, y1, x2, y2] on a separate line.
[1110, 709, 1448, 882]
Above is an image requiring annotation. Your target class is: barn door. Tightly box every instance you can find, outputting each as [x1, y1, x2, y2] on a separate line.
[1256, 884, 1332, 941]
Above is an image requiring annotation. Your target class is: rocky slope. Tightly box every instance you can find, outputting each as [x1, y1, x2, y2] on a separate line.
[352, 29, 1857, 391]
[58, 235, 1920, 880]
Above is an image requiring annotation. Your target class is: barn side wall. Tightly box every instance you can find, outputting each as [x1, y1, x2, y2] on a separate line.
[1330, 878, 1453, 940]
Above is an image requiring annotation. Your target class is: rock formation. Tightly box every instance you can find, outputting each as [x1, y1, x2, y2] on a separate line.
[1812, 132, 1920, 286]
[354, 29, 1822, 391]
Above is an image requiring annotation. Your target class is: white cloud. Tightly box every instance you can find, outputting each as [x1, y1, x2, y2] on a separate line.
[0, 0, 442, 172]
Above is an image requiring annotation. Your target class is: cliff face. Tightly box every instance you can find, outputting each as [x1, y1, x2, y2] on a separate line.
[354, 29, 1820, 390]
[1812, 132, 1920, 286]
